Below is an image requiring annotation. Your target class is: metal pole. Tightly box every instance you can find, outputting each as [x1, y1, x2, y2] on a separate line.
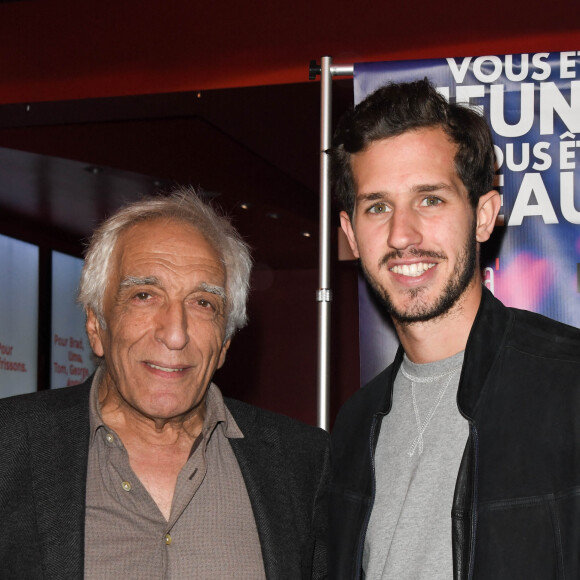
[314, 57, 354, 431]
[330, 64, 354, 77]
[316, 56, 333, 431]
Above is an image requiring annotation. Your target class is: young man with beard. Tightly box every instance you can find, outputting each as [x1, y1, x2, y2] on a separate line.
[328, 79, 580, 579]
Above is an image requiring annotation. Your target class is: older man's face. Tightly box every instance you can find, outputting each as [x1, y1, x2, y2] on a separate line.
[86, 218, 230, 426]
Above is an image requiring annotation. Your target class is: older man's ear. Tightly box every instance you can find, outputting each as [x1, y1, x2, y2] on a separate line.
[86, 308, 105, 358]
[217, 339, 232, 370]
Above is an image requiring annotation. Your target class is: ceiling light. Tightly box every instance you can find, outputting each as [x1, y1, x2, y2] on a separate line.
[84, 166, 103, 175]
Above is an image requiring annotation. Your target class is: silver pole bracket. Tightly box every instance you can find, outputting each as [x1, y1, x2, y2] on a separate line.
[309, 59, 354, 80]
[316, 288, 333, 302]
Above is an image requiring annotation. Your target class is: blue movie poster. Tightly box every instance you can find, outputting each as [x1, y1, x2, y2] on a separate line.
[51, 251, 96, 389]
[354, 52, 580, 385]
[0, 234, 39, 397]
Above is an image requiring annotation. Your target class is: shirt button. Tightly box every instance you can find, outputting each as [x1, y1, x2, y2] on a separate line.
[165, 534, 172, 545]
[106, 433, 114, 443]
[121, 481, 132, 492]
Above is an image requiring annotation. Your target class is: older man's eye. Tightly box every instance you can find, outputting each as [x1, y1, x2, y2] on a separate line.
[134, 292, 152, 301]
[198, 299, 215, 310]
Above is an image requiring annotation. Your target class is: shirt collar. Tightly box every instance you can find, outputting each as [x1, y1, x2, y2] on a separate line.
[88, 368, 243, 443]
[203, 382, 244, 440]
[88, 365, 106, 444]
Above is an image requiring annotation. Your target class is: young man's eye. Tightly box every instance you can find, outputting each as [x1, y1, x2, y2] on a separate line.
[421, 196, 443, 207]
[368, 203, 390, 214]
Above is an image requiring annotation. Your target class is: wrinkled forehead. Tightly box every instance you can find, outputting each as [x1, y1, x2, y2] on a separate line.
[111, 218, 226, 278]
[120, 217, 221, 254]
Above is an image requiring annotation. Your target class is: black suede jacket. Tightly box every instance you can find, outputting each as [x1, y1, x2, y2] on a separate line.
[329, 288, 580, 579]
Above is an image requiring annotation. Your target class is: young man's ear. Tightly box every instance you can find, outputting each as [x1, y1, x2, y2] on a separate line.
[86, 308, 105, 358]
[475, 190, 501, 243]
[340, 211, 361, 259]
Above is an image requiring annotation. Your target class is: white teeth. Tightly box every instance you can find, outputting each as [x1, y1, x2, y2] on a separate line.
[390, 262, 435, 277]
[147, 363, 184, 372]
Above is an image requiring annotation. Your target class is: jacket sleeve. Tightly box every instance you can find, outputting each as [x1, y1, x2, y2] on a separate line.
[0, 396, 45, 578]
[304, 440, 330, 580]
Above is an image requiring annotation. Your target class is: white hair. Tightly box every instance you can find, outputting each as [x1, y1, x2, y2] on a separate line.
[78, 187, 252, 341]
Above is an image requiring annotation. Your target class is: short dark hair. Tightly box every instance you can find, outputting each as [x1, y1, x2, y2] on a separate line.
[330, 78, 496, 217]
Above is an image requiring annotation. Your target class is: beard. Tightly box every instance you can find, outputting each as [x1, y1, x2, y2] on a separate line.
[361, 221, 478, 325]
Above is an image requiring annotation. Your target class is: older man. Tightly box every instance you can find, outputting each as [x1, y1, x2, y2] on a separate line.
[0, 189, 329, 579]
[328, 80, 580, 579]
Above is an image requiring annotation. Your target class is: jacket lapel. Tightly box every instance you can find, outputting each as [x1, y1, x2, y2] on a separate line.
[226, 399, 295, 579]
[458, 287, 512, 419]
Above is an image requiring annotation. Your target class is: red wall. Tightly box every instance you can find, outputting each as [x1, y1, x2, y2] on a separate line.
[0, 0, 577, 104]
[215, 263, 360, 427]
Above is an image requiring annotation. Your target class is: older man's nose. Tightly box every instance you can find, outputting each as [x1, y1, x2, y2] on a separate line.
[154, 302, 190, 350]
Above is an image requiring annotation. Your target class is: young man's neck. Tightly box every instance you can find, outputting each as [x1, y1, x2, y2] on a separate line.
[394, 279, 483, 364]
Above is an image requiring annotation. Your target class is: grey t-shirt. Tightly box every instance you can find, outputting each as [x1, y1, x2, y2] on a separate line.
[363, 351, 467, 579]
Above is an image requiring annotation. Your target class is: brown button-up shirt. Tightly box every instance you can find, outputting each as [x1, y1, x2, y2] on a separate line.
[84, 369, 265, 579]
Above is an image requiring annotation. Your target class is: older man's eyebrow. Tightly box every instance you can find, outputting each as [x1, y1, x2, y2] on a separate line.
[120, 276, 161, 288]
[200, 282, 226, 301]
[118, 277, 225, 303]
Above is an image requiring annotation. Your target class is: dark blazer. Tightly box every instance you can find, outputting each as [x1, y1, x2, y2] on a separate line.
[0, 378, 329, 579]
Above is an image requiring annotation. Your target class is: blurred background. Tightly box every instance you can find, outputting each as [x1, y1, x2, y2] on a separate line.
[0, 0, 576, 425]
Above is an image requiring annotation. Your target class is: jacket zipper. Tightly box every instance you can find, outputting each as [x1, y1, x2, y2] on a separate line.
[467, 422, 479, 580]
[354, 412, 383, 579]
